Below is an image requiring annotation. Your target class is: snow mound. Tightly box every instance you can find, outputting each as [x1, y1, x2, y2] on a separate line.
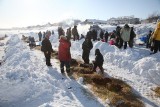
[132, 54, 160, 85]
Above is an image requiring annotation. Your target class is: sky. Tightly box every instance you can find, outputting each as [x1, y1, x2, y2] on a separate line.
[0, 0, 160, 28]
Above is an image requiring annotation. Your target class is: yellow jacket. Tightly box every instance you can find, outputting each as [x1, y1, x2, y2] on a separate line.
[153, 22, 160, 40]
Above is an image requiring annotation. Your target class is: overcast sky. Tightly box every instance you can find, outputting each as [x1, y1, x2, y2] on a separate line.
[0, 0, 160, 28]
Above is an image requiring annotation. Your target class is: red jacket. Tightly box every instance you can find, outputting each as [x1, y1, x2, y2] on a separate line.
[58, 38, 71, 61]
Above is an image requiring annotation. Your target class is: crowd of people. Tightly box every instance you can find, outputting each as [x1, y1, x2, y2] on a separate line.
[26, 20, 160, 76]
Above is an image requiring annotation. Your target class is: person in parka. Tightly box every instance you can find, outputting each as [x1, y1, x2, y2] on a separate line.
[115, 26, 121, 47]
[38, 31, 42, 41]
[82, 38, 93, 64]
[146, 30, 152, 48]
[66, 27, 71, 40]
[41, 31, 54, 66]
[58, 27, 65, 39]
[92, 49, 104, 74]
[119, 24, 131, 49]
[129, 27, 136, 48]
[152, 21, 160, 53]
[58, 35, 71, 74]
[104, 31, 109, 43]
[72, 25, 79, 41]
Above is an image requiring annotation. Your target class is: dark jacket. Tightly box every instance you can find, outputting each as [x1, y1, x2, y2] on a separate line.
[72, 27, 79, 36]
[95, 49, 104, 65]
[66, 28, 71, 39]
[82, 39, 93, 52]
[41, 38, 53, 53]
[58, 27, 65, 37]
[130, 27, 136, 40]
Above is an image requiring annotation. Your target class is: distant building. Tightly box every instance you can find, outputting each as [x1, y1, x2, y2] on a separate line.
[107, 16, 140, 25]
[83, 19, 107, 24]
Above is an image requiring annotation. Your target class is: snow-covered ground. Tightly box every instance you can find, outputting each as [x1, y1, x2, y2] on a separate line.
[0, 23, 160, 107]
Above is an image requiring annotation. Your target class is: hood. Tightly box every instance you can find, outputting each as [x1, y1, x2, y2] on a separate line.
[95, 49, 101, 55]
[59, 35, 67, 42]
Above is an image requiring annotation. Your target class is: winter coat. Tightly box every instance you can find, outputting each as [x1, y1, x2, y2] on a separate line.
[38, 32, 42, 38]
[58, 36, 71, 61]
[104, 31, 109, 39]
[130, 28, 136, 40]
[72, 27, 79, 36]
[41, 38, 53, 53]
[82, 39, 93, 52]
[152, 22, 160, 41]
[116, 26, 121, 37]
[100, 30, 104, 39]
[58, 28, 65, 37]
[92, 30, 97, 40]
[86, 31, 92, 40]
[66, 29, 71, 37]
[120, 27, 131, 42]
[95, 50, 104, 65]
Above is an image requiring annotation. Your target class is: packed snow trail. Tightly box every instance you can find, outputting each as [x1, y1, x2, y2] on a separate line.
[0, 35, 105, 107]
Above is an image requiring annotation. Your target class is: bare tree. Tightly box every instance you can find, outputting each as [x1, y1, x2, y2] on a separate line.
[147, 11, 160, 23]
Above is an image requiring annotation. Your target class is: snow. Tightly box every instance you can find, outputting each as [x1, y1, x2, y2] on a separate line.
[0, 23, 160, 107]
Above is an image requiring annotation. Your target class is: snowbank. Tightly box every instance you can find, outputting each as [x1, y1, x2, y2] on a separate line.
[0, 35, 104, 107]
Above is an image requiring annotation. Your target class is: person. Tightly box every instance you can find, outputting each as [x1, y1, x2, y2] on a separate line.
[66, 27, 71, 40]
[38, 31, 42, 41]
[104, 31, 109, 43]
[58, 27, 65, 39]
[86, 30, 92, 40]
[99, 29, 104, 40]
[115, 26, 121, 47]
[129, 27, 136, 48]
[41, 31, 54, 66]
[150, 33, 155, 53]
[109, 30, 116, 40]
[92, 49, 104, 74]
[72, 25, 79, 41]
[119, 24, 131, 49]
[29, 36, 36, 48]
[92, 29, 97, 41]
[43, 32, 46, 39]
[58, 35, 71, 74]
[82, 38, 93, 64]
[146, 30, 152, 48]
[152, 21, 160, 53]
[52, 30, 54, 35]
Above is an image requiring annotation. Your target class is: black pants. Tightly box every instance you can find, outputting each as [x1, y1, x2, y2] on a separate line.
[93, 63, 104, 73]
[44, 52, 51, 66]
[119, 39, 128, 49]
[82, 51, 90, 64]
[60, 61, 70, 73]
[105, 36, 108, 42]
[39, 37, 42, 41]
[154, 40, 160, 53]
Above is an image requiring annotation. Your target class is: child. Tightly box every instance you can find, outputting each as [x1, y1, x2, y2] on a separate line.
[92, 49, 104, 74]
[58, 35, 71, 74]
